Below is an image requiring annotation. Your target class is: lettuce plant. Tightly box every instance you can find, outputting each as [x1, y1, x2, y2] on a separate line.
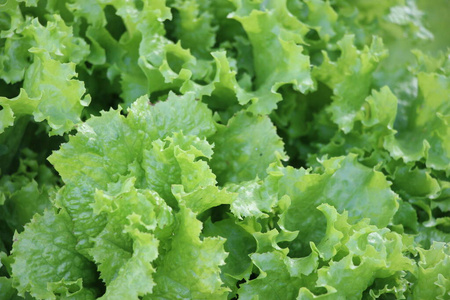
[0, 0, 449, 299]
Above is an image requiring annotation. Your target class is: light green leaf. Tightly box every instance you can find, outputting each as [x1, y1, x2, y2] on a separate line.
[0, 104, 14, 134]
[314, 35, 388, 133]
[384, 72, 450, 172]
[152, 205, 229, 299]
[90, 179, 164, 299]
[0, 49, 90, 135]
[89, 176, 172, 299]
[172, 185, 237, 214]
[226, 175, 279, 219]
[48, 94, 216, 253]
[0, 276, 20, 300]
[238, 251, 303, 300]
[203, 218, 256, 288]
[0, 149, 57, 254]
[278, 154, 398, 256]
[171, 0, 216, 58]
[142, 132, 217, 208]
[361, 86, 398, 130]
[50, 94, 215, 186]
[209, 111, 286, 184]
[303, 0, 338, 41]
[230, 0, 314, 114]
[298, 204, 415, 299]
[11, 210, 99, 299]
[412, 242, 450, 300]
[22, 15, 89, 64]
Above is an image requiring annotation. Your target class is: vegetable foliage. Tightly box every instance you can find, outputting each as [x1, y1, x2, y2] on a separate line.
[0, 0, 449, 299]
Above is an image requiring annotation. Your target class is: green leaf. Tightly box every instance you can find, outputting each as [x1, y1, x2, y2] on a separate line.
[393, 200, 419, 233]
[412, 242, 450, 300]
[230, 0, 314, 114]
[415, 225, 450, 250]
[392, 163, 440, 199]
[142, 131, 222, 209]
[238, 251, 303, 300]
[226, 177, 278, 219]
[209, 111, 286, 184]
[0, 49, 90, 135]
[0, 276, 21, 300]
[89, 178, 167, 299]
[278, 154, 398, 256]
[171, 0, 216, 58]
[11, 210, 99, 299]
[303, 0, 338, 42]
[152, 205, 229, 299]
[313, 35, 388, 133]
[0, 104, 14, 134]
[0, 149, 57, 254]
[172, 184, 237, 215]
[201, 51, 242, 117]
[21, 15, 90, 64]
[0, 176, 52, 231]
[203, 217, 256, 293]
[47, 94, 216, 253]
[298, 204, 415, 299]
[384, 72, 450, 172]
[49, 93, 215, 186]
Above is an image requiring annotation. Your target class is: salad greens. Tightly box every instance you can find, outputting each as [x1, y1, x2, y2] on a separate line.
[0, 0, 449, 299]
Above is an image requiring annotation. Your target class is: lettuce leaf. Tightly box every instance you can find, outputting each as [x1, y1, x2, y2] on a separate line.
[210, 110, 286, 184]
[412, 242, 450, 299]
[385, 72, 450, 172]
[1, 1, 449, 299]
[11, 209, 100, 299]
[277, 154, 399, 255]
[151, 205, 228, 299]
[230, 0, 314, 114]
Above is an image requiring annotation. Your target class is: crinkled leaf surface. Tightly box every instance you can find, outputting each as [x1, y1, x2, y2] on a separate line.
[209, 111, 286, 184]
[1, 1, 449, 299]
[152, 206, 229, 299]
[278, 154, 398, 255]
[11, 209, 99, 299]
[385, 72, 450, 172]
[412, 242, 450, 300]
